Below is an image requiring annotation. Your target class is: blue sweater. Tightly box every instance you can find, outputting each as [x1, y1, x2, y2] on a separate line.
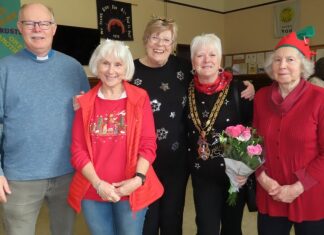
[0, 49, 90, 180]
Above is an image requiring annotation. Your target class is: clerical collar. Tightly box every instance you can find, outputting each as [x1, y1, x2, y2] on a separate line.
[24, 49, 54, 61]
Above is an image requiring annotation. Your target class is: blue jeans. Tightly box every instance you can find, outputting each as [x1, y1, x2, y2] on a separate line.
[82, 200, 147, 235]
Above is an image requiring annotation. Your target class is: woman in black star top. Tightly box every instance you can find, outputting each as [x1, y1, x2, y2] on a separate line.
[131, 18, 191, 235]
[132, 18, 255, 235]
[187, 33, 253, 235]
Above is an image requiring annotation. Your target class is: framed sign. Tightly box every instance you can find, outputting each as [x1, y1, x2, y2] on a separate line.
[97, 0, 133, 41]
[274, 0, 300, 37]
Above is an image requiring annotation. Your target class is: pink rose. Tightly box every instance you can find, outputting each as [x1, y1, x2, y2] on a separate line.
[237, 129, 251, 141]
[225, 125, 245, 138]
[247, 144, 262, 156]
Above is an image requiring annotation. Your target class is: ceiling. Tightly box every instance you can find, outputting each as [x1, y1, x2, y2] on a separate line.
[166, 0, 287, 13]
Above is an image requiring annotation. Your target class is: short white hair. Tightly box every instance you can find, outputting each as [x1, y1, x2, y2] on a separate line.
[89, 40, 135, 81]
[190, 33, 222, 61]
[264, 49, 314, 80]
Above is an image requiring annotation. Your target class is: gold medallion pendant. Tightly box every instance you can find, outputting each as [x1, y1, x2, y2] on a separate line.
[197, 131, 210, 160]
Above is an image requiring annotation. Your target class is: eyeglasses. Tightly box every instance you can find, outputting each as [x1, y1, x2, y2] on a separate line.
[20, 21, 55, 30]
[149, 35, 173, 46]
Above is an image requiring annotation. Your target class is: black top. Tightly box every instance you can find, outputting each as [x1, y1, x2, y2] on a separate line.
[187, 79, 253, 185]
[132, 55, 192, 170]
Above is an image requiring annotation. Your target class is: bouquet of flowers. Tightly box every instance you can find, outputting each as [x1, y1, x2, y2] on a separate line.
[219, 124, 264, 206]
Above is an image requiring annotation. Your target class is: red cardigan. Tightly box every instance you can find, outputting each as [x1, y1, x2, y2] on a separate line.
[68, 81, 164, 212]
[253, 82, 324, 222]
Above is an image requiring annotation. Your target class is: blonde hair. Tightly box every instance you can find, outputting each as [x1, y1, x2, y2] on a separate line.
[89, 40, 135, 81]
[142, 17, 178, 50]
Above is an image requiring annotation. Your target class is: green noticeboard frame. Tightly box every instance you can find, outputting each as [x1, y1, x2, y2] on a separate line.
[0, 0, 24, 59]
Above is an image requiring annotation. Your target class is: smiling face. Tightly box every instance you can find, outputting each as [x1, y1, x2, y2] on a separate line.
[97, 55, 126, 91]
[272, 47, 302, 87]
[144, 30, 173, 67]
[17, 3, 57, 57]
[192, 45, 221, 83]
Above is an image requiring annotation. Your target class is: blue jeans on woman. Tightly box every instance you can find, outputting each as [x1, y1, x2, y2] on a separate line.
[82, 200, 147, 235]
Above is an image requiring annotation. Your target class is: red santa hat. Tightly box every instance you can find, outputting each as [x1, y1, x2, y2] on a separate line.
[275, 26, 316, 59]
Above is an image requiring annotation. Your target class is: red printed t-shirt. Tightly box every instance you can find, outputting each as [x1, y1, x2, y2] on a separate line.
[84, 95, 127, 201]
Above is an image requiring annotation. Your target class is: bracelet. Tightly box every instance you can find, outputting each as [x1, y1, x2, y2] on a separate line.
[135, 172, 146, 186]
[95, 180, 103, 194]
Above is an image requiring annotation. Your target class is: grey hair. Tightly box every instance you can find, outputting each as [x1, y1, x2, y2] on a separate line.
[264, 49, 314, 80]
[18, 3, 55, 21]
[190, 33, 222, 62]
[89, 40, 135, 81]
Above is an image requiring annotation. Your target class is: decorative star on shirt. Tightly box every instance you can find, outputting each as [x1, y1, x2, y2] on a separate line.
[150, 99, 161, 112]
[182, 96, 187, 107]
[177, 70, 184, 81]
[171, 142, 179, 151]
[170, 112, 176, 118]
[160, 82, 170, 91]
[202, 110, 209, 118]
[133, 78, 142, 86]
[194, 163, 201, 169]
[224, 99, 229, 105]
[157, 127, 169, 140]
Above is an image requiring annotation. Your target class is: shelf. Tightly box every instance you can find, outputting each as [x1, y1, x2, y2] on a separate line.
[234, 73, 272, 91]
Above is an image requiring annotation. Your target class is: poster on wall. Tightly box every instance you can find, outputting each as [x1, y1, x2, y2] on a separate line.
[97, 0, 133, 41]
[0, 0, 24, 59]
[274, 0, 300, 38]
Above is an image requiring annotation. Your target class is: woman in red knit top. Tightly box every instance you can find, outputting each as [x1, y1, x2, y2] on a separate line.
[67, 40, 163, 235]
[254, 26, 324, 235]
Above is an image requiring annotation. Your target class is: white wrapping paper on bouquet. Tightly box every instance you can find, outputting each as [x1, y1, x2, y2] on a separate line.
[224, 158, 255, 193]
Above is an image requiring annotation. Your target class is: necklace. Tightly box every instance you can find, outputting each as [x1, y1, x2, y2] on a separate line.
[188, 80, 229, 160]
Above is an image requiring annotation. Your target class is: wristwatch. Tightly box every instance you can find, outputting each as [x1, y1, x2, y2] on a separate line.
[135, 172, 146, 185]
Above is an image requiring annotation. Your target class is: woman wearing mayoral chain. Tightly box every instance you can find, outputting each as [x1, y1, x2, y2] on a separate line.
[186, 33, 253, 235]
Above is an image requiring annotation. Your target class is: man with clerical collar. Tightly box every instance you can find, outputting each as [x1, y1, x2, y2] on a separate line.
[0, 3, 89, 235]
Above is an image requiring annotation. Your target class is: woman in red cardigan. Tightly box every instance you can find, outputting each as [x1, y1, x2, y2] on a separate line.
[254, 26, 324, 235]
[68, 40, 163, 235]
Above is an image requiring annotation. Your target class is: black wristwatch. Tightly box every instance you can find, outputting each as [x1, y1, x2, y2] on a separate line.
[135, 172, 146, 185]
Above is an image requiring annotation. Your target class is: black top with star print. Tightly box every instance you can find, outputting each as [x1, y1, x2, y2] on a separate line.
[132, 55, 192, 170]
[187, 79, 253, 184]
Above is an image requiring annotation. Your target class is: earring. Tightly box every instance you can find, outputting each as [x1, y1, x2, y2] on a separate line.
[218, 67, 224, 74]
[191, 69, 196, 75]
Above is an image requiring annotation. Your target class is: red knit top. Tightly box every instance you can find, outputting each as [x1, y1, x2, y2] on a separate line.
[253, 81, 324, 222]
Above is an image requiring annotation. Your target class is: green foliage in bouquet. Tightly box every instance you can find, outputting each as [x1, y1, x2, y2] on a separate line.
[219, 125, 264, 206]
[219, 127, 263, 170]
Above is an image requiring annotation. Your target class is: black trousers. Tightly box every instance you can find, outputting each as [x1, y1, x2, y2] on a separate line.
[191, 174, 246, 235]
[143, 166, 189, 235]
[258, 213, 324, 235]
